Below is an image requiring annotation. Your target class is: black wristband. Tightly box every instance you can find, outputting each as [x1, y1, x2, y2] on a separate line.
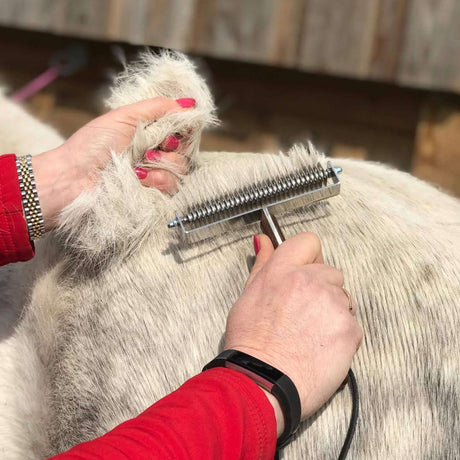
[203, 349, 301, 449]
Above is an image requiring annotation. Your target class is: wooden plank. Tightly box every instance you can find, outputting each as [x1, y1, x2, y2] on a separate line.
[398, 0, 460, 92]
[0, 0, 65, 31]
[189, 0, 305, 66]
[412, 100, 460, 195]
[55, 0, 112, 40]
[108, 0, 197, 50]
[297, 0, 380, 78]
[368, 0, 410, 80]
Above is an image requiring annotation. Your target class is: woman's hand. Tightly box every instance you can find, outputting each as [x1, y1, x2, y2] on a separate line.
[32, 97, 195, 229]
[224, 233, 363, 435]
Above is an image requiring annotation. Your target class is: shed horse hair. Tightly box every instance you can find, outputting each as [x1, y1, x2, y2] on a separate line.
[0, 52, 459, 460]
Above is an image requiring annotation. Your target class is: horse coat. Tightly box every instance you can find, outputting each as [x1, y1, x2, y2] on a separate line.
[0, 52, 459, 460]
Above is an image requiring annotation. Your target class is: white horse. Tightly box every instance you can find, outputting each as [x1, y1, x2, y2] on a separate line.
[0, 52, 458, 460]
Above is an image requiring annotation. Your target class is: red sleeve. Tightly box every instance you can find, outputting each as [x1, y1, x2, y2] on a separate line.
[0, 154, 35, 266]
[49, 368, 277, 460]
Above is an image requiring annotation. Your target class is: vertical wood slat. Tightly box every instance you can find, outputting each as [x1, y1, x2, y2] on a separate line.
[412, 100, 460, 195]
[55, 0, 112, 39]
[189, 0, 305, 66]
[112, 0, 197, 50]
[297, 0, 380, 78]
[398, 0, 460, 92]
[368, 0, 409, 79]
[0, 0, 65, 32]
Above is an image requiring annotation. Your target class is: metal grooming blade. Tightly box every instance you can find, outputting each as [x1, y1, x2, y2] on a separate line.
[167, 161, 342, 239]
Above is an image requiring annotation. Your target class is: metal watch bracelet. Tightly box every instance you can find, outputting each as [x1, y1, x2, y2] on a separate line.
[16, 155, 46, 240]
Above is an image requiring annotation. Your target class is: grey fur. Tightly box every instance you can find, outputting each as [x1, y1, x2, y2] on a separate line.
[0, 51, 459, 460]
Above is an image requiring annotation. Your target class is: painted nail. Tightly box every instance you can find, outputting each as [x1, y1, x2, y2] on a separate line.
[134, 167, 148, 179]
[164, 135, 180, 151]
[176, 98, 196, 108]
[253, 235, 260, 255]
[145, 149, 162, 161]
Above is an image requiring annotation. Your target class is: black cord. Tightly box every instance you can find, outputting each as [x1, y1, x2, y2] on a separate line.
[338, 369, 359, 460]
[276, 368, 359, 460]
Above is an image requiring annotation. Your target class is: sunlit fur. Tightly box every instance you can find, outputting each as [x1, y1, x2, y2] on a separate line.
[0, 52, 459, 460]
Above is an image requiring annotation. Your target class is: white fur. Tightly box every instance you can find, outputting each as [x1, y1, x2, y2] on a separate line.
[0, 51, 459, 460]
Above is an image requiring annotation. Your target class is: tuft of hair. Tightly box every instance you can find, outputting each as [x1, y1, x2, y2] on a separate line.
[55, 51, 218, 272]
[107, 50, 218, 164]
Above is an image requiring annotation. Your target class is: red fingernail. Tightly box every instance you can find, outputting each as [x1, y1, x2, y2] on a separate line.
[134, 167, 148, 179]
[145, 149, 162, 161]
[176, 98, 196, 108]
[164, 135, 179, 151]
[253, 235, 260, 255]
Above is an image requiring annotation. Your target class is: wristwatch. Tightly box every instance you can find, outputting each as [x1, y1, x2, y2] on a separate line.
[203, 349, 301, 449]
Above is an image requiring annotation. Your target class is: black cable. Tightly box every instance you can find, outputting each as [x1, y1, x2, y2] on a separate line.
[276, 368, 359, 459]
[338, 368, 359, 460]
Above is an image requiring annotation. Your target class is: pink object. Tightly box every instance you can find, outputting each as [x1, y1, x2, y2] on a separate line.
[134, 167, 148, 179]
[163, 136, 180, 151]
[145, 150, 162, 161]
[176, 98, 196, 108]
[10, 67, 60, 103]
[253, 235, 260, 255]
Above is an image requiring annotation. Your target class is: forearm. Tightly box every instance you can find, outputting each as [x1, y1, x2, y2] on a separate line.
[49, 368, 277, 460]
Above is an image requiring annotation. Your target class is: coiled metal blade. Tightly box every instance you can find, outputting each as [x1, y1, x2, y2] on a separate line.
[168, 161, 342, 235]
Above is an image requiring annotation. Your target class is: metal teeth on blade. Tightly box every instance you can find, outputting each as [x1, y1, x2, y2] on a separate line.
[183, 165, 331, 224]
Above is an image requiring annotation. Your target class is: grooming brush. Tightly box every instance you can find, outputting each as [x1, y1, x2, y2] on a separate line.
[167, 160, 342, 242]
[167, 158, 358, 459]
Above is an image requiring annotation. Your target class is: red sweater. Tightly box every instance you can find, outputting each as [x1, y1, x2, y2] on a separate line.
[0, 154, 277, 459]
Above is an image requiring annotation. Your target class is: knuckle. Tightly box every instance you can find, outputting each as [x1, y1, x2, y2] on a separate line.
[175, 156, 188, 174]
[152, 170, 173, 187]
[151, 96, 170, 106]
[306, 231, 321, 247]
[300, 231, 322, 256]
[303, 276, 325, 299]
[285, 269, 309, 292]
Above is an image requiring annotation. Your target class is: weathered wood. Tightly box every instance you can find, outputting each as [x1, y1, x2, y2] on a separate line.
[111, 0, 198, 50]
[399, 0, 460, 92]
[298, 0, 380, 78]
[368, 0, 409, 79]
[0, 0, 459, 93]
[189, 0, 304, 66]
[412, 100, 460, 195]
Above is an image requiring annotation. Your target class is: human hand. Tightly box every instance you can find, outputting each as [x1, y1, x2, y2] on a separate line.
[32, 97, 195, 229]
[224, 233, 363, 435]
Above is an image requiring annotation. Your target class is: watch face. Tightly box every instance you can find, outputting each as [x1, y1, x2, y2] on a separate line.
[226, 361, 275, 391]
[227, 350, 284, 383]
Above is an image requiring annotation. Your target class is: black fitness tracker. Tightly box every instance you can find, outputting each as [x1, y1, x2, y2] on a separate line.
[203, 349, 301, 449]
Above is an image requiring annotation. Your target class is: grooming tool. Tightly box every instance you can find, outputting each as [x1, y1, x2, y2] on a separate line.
[168, 158, 358, 459]
[168, 161, 342, 235]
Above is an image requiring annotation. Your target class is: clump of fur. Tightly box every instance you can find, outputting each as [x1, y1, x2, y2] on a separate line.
[56, 51, 218, 271]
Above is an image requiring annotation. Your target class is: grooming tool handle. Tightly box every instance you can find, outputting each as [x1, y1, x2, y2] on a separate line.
[261, 207, 285, 248]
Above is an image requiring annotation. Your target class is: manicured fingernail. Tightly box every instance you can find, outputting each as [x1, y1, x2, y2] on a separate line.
[253, 235, 260, 255]
[176, 98, 196, 108]
[134, 167, 148, 179]
[164, 135, 179, 151]
[145, 149, 162, 161]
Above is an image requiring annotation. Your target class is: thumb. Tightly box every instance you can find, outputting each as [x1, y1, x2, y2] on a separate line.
[246, 234, 275, 287]
[110, 97, 184, 125]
